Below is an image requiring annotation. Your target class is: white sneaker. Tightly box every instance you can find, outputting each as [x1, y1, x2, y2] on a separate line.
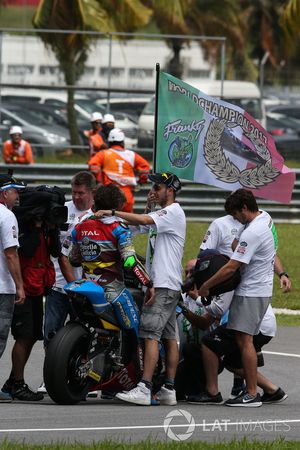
[156, 385, 177, 405]
[37, 382, 47, 395]
[87, 390, 98, 398]
[116, 382, 151, 406]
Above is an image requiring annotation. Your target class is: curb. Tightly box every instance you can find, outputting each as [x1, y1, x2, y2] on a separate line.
[273, 308, 300, 316]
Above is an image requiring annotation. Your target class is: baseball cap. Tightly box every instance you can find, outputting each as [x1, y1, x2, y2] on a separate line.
[90, 112, 103, 122]
[9, 126, 23, 135]
[108, 128, 125, 142]
[102, 113, 115, 124]
[148, 172, 181, 193]
[0, 174, 26, 191]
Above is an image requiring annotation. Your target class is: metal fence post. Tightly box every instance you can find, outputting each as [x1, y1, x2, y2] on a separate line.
[106, 33, 113, 111]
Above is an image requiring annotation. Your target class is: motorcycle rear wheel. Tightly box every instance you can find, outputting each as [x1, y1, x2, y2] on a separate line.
[44, 322, 91, 405]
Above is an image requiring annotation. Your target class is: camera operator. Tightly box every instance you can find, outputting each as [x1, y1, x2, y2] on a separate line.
[2, 208, 61, 401]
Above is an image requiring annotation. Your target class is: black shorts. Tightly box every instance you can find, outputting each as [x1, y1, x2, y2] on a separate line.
[11, 296, 44, 340]
[202, 325, 272, 369]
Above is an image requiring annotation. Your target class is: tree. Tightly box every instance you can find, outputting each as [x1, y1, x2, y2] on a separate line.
[146, 0, 253, 81]
[144, 0, 193, 78]
[33, 0, 151, 146]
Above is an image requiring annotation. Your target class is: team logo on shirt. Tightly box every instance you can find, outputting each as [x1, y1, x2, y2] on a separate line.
[237, 241, 248, 254]
[12, 225, 17, 239]
[202, 230, 211, 243]
[156, 210, 167, 217]
[231, 228, 238, 236]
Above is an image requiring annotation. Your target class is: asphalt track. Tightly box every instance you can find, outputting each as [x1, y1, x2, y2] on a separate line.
[0, 326, 299, 445]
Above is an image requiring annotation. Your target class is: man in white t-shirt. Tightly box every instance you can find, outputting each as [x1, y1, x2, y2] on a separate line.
[96, 172, 186, 406]
[198, 189, 279, 407]
[198, 214, 290, 400]
[0, 174, 26, 402]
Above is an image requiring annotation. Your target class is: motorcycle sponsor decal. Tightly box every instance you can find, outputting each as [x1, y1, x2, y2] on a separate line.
[116, 368, 135, 390]
[81, 237, 101, 261]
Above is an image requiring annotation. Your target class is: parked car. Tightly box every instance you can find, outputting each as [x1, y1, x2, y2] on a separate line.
[268, 104, 300, 120]
[95, 96, 151, 123]
[0, 105, 70, 157]
[266, 111, 300, 159]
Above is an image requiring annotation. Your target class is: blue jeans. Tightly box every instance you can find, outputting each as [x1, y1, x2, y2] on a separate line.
[0, 294, 15, 358]
[44, 289, 72, 348]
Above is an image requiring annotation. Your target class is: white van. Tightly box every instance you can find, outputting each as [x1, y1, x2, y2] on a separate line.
[137, 80, 266, 148]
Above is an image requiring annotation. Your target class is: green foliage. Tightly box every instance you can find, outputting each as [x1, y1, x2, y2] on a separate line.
[134, 222, 300, 311]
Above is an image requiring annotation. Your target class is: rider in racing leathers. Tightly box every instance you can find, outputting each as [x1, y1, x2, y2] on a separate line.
[67, 184, 154, 304]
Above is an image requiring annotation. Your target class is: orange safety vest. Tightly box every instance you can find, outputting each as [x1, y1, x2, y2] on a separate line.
[2, 139, 34, 164]
[88, 145, 150, 212]
[86, 130, 108, 155]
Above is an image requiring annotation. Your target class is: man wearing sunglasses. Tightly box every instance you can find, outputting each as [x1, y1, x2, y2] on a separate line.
[95, 171, 186, 405]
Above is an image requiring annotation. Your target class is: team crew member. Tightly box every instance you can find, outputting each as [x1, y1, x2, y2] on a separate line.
[0, 174, 25, 402]
[85, 112, 108, 156]
[95, 172, 186, 406]
[2, 126, 34, 164]
[88, 128, 150, 213]
[198, 189, 277, 407]
[2, 210, 61, 401]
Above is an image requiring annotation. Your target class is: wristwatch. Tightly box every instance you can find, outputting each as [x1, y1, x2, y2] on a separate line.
[279, 272, 289, 278]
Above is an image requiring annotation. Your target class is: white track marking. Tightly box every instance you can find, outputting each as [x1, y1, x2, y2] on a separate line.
[0, 419, 300, 433]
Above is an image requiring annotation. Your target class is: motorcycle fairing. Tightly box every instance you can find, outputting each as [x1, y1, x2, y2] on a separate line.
[64, 280, 108, 315]
[93, 361, 139, 392]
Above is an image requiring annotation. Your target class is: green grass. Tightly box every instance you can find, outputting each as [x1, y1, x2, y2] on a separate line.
[0, 438, 299, 449]
[134, 222, 300, 311]
[36, 152, 88, 165]
[276, 314, 300, 326]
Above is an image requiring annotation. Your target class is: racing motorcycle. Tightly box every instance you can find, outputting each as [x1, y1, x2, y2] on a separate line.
[43, 280, 144, 405]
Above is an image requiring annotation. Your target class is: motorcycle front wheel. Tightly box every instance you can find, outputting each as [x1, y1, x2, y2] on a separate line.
[44, 322, 91, 405]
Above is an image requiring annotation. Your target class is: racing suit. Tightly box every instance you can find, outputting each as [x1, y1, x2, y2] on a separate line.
[70, 215, 152, 302]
